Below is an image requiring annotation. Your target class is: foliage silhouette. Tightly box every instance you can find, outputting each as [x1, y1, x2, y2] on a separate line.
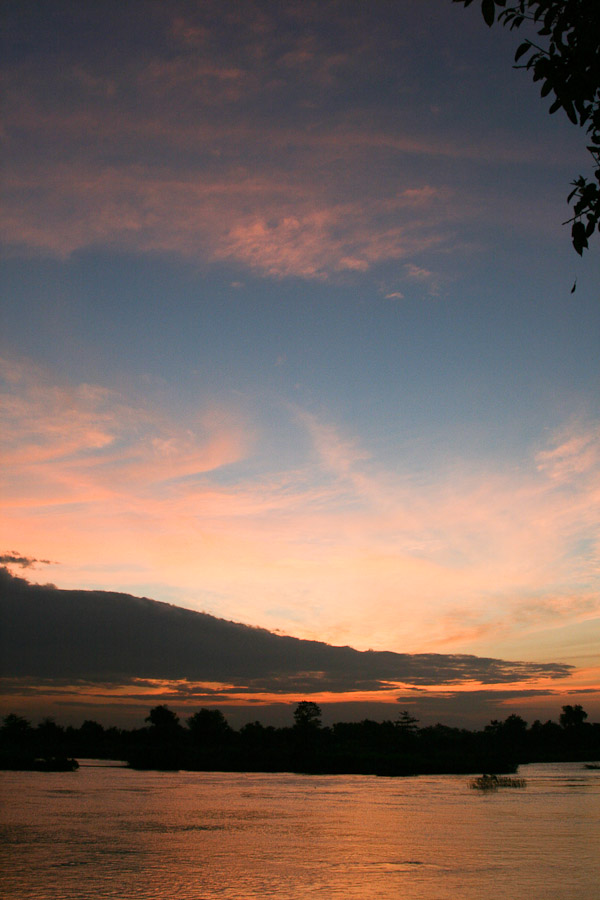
[293, 701, 322, 730]
[0, 714, 78, 770]
[470, 773, 527, 789]
[559, 703, 588, 728]
[187, 708, 233, 743]
[453, 0, 600, 254]
[396, 710, 420, 733]
[145, 704, 181, 731]
[1, 703, 598, 775]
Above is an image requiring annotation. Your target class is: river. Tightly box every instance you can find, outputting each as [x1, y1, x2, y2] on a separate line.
[1, 761, 598, 899]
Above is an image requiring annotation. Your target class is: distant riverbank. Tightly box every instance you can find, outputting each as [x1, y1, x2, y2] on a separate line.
[2, 702, 598, 776]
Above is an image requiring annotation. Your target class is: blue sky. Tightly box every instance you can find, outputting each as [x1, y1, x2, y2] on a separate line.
[1, 0, 599, 724]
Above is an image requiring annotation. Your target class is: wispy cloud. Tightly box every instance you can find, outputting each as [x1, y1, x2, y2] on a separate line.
[1, 2, 575, 277]
[1, 358, 598, 664]
[0, 356, 249, 509]
[535, 425, 600, 483]
[1, 163, 448, 277]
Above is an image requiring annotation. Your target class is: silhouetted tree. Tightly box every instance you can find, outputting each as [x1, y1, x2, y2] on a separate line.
[187, 708, 232, 744]
[239, 720, 275, 745]
[1, 714, 32, 739]
[528, 718, 563, 758]
[453, 0, 600, 254]
[76, 720, 106, 756]
[395, 710, 420, 751]
[502, 713, 528, 735]
[0, 714, 34, 755]
[36, 717, 65, 756]
[395, 710, 419, 734]
[145, 705, 180, 730]
[127, 706, 183, 770]
[559, 704, 588, 728]
[484, 714, 528, 757]
[2, 704, 597, 774]
[79, 719, 105, 741]
[293, 701, 322, 730]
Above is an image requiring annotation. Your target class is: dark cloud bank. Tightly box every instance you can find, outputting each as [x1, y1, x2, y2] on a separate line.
[0, 568, 571, 697]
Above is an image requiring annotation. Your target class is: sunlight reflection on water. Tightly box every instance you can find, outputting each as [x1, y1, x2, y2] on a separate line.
[0, 762, 598, 899]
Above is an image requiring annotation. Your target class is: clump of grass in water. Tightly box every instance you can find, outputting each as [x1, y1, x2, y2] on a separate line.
[469, 774, 526, 791]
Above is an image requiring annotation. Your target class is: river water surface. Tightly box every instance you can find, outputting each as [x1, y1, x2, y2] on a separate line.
[1, 761, 598, 899]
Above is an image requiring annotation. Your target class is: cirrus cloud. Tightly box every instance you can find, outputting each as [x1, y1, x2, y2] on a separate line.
[1, 358, 598, 664]
[1, 1, 578, 278]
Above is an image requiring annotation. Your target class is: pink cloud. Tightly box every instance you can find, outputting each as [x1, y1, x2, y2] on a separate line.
[2, 360, 598, 668]
[1, 158, 449, 277]
[2, 1, 574, 279]
[536, 425, 600, 482]
[0, 357, 249, 508]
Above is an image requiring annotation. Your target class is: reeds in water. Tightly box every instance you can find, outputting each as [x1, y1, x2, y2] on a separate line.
[469, 774, 526, 791]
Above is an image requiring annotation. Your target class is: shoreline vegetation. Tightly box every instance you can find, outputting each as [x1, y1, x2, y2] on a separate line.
[1, 703, 598, 777]
[469, 774, 527, 790]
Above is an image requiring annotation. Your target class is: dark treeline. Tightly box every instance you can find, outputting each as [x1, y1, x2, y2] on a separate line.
[1, 702, 598, 775]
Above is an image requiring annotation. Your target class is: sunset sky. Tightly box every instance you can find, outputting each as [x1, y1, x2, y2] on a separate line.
[1, 0, 599, 727]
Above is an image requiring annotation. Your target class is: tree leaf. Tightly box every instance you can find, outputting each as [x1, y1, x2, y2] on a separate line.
[563, 100, 578, 125]
[455, 0, 600, 256]
[549, 98, 561, 114]
[514, 41, 530, 62]
[481, 0, 495, 27]
[572, 221, 587, 255]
